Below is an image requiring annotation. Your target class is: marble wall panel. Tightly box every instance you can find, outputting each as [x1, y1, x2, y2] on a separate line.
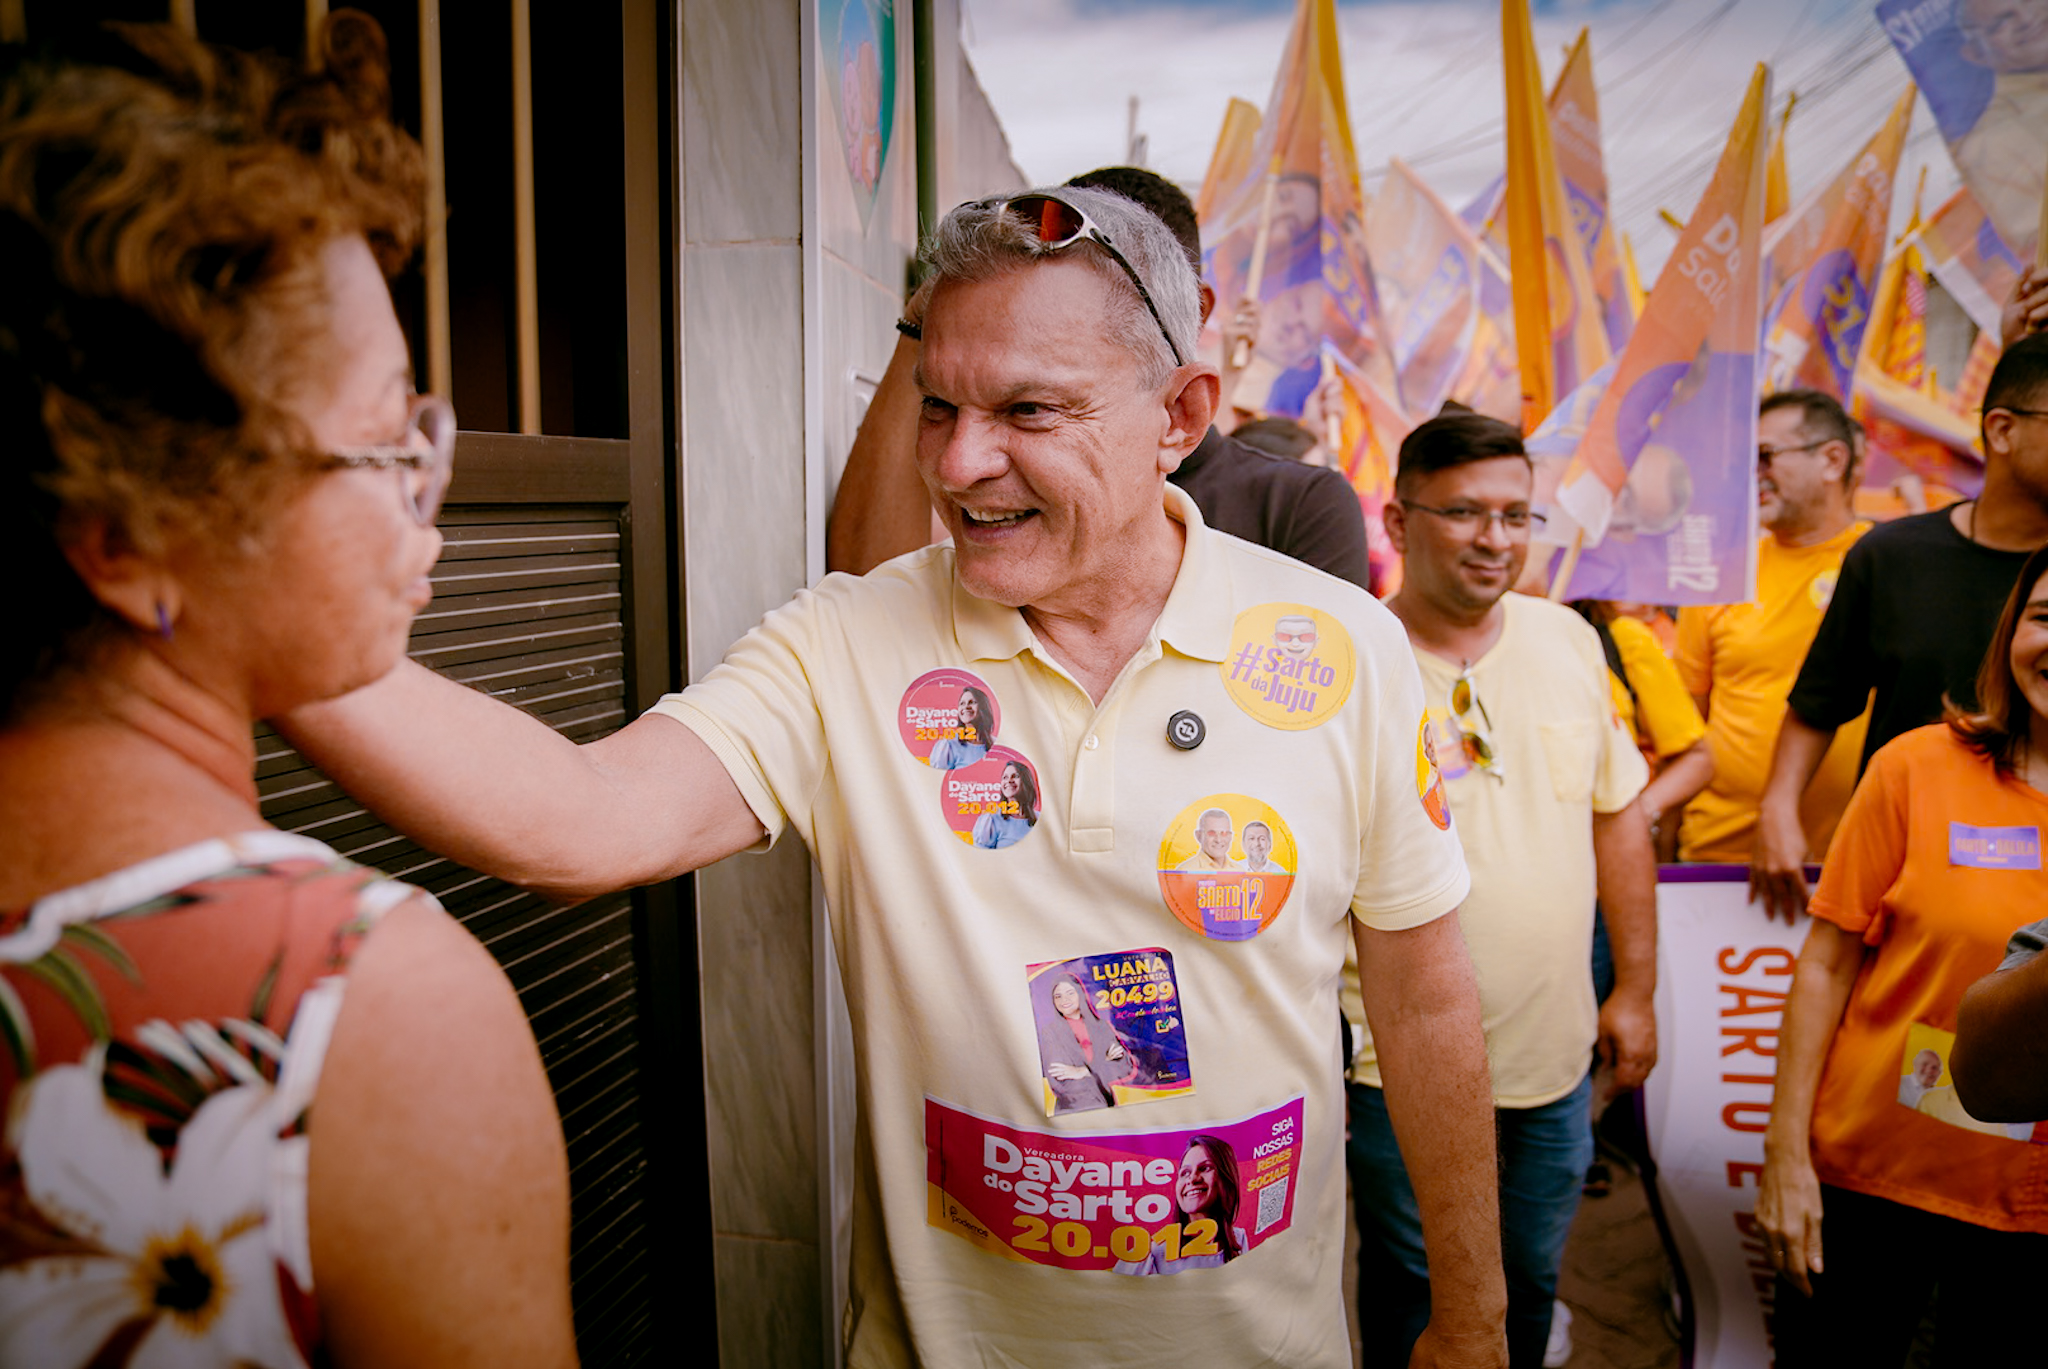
[714, 1232, 826, 1366]
[684, 0, 802, 246]
[682, 240, 807, 681]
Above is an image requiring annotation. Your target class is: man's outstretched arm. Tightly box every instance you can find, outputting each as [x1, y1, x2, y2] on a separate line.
[280, 659, 765, 902]
[1953, 946, 2048, 1123]
[1355, 911, 1507, 1369]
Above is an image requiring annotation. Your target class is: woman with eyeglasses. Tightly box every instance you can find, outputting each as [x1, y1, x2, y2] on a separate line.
[1756, 542, 2048, 1364]
[0, 20, 574, 1368]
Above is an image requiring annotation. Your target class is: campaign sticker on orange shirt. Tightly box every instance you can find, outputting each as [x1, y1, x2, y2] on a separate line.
[1416, 716, 1451, 830]
[1219, 604, 1355, 730]
[1156, 795, 1297, 941]
[1810, 568, 1839, 612]
[900, 668, 1001, 769]
[942, 746, 1041, 850]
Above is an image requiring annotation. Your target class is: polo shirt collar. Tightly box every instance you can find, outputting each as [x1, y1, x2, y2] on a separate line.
[946, 483, 1237, 665]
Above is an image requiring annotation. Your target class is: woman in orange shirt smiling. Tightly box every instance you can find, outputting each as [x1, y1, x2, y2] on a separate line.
[1758, 542, 2048, 1364]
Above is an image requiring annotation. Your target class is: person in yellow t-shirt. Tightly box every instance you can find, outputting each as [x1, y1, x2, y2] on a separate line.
[1677, 391, 1872, 864]
[1577, 603, 1712, 860]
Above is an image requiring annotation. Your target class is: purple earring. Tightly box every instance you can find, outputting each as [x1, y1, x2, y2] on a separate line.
[156, 603, 173, 640]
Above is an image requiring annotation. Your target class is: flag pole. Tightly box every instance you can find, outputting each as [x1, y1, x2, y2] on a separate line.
[1232, 159, 1284, 370]
[1547, 530, 1584, 601]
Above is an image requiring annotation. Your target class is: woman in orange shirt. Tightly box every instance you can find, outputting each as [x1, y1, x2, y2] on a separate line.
[1757, 543, 2048, 1364]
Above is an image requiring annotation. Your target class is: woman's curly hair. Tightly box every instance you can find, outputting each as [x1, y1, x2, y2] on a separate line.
[0, 12, 423, 717]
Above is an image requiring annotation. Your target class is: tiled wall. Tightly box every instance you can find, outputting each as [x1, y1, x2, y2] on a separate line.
[682, 0, 1024, 1361]
[678, 1, 821, 1363]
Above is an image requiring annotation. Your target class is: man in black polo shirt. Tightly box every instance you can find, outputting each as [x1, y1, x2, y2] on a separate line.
[1751, 335, 2048, 918]
[826, 166, 1371, 588]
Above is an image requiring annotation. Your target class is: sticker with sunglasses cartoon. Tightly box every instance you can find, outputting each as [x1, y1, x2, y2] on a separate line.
[900, 668, 1002, 769]
[1156, 795, 1297, 941]
[942, 746, 1042, 849]
[1219, 604, 1355, 730]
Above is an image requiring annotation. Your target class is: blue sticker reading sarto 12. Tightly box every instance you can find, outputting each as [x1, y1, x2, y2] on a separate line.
[1948, 823, 2042, 871]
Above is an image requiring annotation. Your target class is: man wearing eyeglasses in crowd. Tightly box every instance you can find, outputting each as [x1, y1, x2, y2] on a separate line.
[1752, 333, 2048, 919]
[286, 186, 1508, 1368]
[1341, 410, 1658, 1369]
[1674, 392, 1872, 875]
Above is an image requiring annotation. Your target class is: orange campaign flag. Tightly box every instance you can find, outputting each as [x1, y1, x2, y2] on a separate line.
[1368, 158, 1486, 418]
[1764, 91, 1796, 225]
[1195, 97, 1262, 224]
[1912, 185, 2026, 338]
[1502, 0, 1610, 433]
[1199, 0, 1400, 418]
[1850, 187, 1985, 514]
[1197, 0, 1407, 588]
[1759, 85, 1914, 401]
[1547, 64, 1771, 605]
[1548, 27, 1632, 353]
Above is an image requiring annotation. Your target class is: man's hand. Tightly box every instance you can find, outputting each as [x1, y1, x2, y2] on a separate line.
[1222, 295, 1261, 371]
[2003, 265, 2048, 349]
[1407, 1322, 1508, 1369]
[1046, 1063, 1089, 1082]
[1595, 986, 1658, 1090]
[1749, 800, 1811, 922]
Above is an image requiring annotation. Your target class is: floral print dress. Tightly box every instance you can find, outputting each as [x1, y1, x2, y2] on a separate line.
[0, 831, 421, 1368]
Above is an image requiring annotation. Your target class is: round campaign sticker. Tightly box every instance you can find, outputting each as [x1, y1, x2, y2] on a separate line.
[899, 668, 1002, 769]
[1156, 794, 1297, 942]
[1810, 568, 1839, 612]
[1218, 603, 1355, 731]
[941, 746, 1042, 850]
[1416, 715, 1451, 831]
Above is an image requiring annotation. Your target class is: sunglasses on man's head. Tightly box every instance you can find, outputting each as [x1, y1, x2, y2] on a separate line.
[994, 193, 1187, 369]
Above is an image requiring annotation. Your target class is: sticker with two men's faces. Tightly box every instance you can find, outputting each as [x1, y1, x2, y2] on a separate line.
[1156, 794, 1297, 941]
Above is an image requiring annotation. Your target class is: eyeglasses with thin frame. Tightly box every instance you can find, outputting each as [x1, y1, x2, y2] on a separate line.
[1992, 407, 2048, 422]
[1447, 663, 1504, 781]
[323, 393, 457, 525]
[1400, 500, 1546, 534]
[1756, 438, 1833, 465]
[993, 193, 1187, 369]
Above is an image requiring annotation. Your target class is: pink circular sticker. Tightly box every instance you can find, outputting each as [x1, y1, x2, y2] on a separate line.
[898, 668, 1002, 769]
[940, 746, 1041, 850]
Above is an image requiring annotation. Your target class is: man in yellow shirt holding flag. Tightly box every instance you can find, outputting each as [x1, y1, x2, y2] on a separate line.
[1676, 391, 1871, 864]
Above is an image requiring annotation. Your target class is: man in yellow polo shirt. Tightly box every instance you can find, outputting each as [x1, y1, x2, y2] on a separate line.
[285, 188, 1507, 1367]
[1676, 390, 1871, 865]
[1346, 411, 1658, 1369]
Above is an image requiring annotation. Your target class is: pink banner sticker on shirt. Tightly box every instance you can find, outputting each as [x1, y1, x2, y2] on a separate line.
[899, 668, 1001, 769]
[925, 1095, 1304, 1273]
[1156, 794, 1297, 941]
[1027, 950, 1194, 1118]
[942, 746, 1041, 850]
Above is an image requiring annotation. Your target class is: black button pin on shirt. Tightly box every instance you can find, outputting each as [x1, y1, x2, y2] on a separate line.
[1167, 711, 1205, 750]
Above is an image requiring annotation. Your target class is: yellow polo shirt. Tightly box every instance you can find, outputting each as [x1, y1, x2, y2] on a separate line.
[653, 486, 1467, 1368]
[1677, 523, 1872, 863]
[1347, 594, 1648, 1107]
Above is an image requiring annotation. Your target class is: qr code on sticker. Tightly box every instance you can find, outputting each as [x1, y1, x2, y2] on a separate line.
[1255, 1175, 1288, 1234]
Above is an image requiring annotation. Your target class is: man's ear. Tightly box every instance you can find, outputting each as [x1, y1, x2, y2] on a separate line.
[60, 517, 178, 636]
[1985, 408, 2019, 460]
[1382, 495, 1409, 556]
[1198, 282, 1217, 328]
[1160, 367, 1220, 475]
